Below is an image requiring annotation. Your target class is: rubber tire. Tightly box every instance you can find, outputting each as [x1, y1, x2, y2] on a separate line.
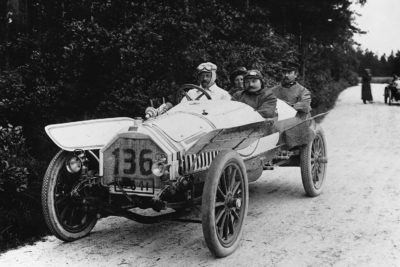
[384, 87, 388, 104]
[389, 90, 392, 105]
[42, 150, 97, 241]
[300, 125, 327, 197]
[201, 150, 249, 258]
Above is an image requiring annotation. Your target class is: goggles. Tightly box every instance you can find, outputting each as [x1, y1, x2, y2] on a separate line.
[247, 70, 259, 76]
[244, 70, 263, 80]
[197, 62, 217, 72]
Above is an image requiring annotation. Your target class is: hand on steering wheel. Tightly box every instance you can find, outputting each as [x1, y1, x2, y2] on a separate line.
[178, 84, 212, 101]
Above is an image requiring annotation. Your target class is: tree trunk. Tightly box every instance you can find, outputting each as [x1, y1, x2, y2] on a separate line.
[298, 22, 306, 79]
[184, 0, 189, 15]
[301, 46, 307, 79]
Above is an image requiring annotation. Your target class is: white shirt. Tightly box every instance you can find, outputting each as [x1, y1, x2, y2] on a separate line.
[181, 84, 231, 102]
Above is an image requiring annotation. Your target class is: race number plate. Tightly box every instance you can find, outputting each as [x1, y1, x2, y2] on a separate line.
[103, 137, 164, 194]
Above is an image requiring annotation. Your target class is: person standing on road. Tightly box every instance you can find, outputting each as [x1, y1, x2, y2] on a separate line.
[181, 62, 231, 102]
[229, 67, 247, 95]
[271, 62, 312, 119]
[232, 69, 277, 119]
[361, 68, 373, 104]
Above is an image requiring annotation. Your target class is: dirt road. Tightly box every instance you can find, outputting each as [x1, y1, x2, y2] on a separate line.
[1, 84, 400, 266]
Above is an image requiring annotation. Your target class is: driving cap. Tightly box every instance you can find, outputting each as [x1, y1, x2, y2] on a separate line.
[230, 67, 247, 83]
[281, 61, 299, 71]
[196, 62, 217, 73]
[244, 69, 264, 80]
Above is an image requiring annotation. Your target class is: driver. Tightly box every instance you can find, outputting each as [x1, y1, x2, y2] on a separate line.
[232, 69, 277, 119]
[181, 62, 231, 102]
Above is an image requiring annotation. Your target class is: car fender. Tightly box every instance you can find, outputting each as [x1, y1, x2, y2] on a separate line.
[45, 117, 135, 151]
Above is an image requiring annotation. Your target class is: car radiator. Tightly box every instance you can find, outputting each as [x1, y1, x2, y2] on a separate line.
[180, 151, 219, 174]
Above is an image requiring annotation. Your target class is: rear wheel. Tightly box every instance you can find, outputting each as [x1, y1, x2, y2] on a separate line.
[389, 90, 393, 105]
[300, 125, 327, 197]
[384, 87, 388, 104]
[42, 151, 98, 241]
[202, 151, 248, 257]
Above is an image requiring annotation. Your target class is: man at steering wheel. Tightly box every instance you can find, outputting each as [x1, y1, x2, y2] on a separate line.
[181, 62, 231, 102]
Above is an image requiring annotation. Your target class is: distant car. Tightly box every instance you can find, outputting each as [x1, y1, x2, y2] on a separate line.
[41, 84, 328, 257]
[384, 80, 400, 105]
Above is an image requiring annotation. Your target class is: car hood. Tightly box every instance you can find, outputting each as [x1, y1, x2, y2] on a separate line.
[147, 100, 295, 145]
[147, 101, 264, 144]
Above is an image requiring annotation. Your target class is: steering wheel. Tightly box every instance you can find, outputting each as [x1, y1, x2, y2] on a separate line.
[178, 84, 212, 101]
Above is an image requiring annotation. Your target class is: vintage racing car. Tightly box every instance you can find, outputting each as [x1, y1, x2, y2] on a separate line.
[41, 84, 328, 257]
[384, 79, 400, 105]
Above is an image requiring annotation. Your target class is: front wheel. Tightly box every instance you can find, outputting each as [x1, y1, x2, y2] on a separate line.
[41, 151, 98, 241]
[300, 125, 327, 197]
[389, 90, 393, 105]
[201, 150, 248, 258]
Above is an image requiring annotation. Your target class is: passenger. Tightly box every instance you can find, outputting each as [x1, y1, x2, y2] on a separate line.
[272, 62, 314, 148]
[271, 62, 311, 119]
[392, 74, 400, 88]
[232, 69, 277, 119]
[182, 62, 231, 101]
[229, 67, 247, 95]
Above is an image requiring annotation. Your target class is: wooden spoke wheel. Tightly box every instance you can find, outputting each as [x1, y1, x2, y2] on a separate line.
[201, 151, 248, 257]
[300, 125, 327, 197]
[42, 151, 98, 241]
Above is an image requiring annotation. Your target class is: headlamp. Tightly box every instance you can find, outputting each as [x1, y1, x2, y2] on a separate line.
[151, 162, 166, 177]
[66, 156, 82, 173]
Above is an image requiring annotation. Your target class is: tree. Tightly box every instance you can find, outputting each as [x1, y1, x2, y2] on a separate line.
[250, 0, 364, 78]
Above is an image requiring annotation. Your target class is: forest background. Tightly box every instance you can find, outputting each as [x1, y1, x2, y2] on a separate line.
[1, 0, 400, 252]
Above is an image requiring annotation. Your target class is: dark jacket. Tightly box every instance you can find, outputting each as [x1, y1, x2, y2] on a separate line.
[271, 82, 311, 119]
[228, 86, 242, 96]
[232, 87, 277, 119]
[272, 82, 313, 148]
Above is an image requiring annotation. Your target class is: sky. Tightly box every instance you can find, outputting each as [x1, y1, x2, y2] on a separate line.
[353, 0, 400, 56]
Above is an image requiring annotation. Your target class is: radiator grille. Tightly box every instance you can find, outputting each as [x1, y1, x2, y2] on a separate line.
[180, 151, 218, 174]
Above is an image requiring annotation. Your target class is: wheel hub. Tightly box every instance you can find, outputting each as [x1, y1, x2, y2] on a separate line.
[316, 157, 328, 163]
[225, 193, 232, 207]
[225, 194, 241, 209]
